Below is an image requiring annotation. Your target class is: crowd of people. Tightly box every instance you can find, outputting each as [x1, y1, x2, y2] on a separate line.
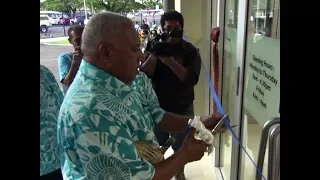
[135, 18, 161, 40]
[40, 10, 226, 180]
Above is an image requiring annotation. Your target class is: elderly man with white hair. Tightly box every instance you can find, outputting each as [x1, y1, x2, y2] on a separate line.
[57, 12, 224, 180]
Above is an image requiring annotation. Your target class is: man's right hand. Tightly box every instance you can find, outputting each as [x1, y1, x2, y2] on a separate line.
[180, 128, 208, 163]
[152, 129, 207, 180]
[72, 49, 83, 65]
[63, 49, 83, 88]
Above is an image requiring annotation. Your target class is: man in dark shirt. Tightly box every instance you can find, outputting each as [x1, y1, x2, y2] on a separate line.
[140, 10, 201, 180]
[140, 19, 150, 34]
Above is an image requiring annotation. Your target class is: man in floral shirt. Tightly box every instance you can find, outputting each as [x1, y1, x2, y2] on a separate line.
[58, 12, 223, 180]
[40, 65, 64, 180]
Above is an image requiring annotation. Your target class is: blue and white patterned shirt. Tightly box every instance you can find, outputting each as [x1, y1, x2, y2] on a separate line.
[40, 65, 64, 176]
[58, 61, 165, 180]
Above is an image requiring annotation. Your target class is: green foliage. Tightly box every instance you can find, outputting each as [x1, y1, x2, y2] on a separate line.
[41, 0, 82, 14]
[40, 0, 149, 15]
[143, 0, 163, 9]
[93, 0, 145, 13]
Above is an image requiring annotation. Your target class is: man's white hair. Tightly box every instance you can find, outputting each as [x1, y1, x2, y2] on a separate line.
[81, 12, 133, 56]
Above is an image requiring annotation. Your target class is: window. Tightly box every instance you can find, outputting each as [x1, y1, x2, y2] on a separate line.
[40, 16, 49, 20]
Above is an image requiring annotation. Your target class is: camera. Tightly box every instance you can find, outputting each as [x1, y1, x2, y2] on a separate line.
[144, 29, 184, 57]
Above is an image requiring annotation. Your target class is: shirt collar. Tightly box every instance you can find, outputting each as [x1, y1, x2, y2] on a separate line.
[79, 60, 133, 98]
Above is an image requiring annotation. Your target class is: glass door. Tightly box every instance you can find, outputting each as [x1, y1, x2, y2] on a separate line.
[216, 0, 242, 178]
[239, 0, 280, 179]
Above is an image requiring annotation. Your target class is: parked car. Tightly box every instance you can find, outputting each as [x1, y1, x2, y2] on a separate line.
[127, 13, 135, 19]
[40, 11, 61, 25]
[40, 15, 52, 33]
[155, 10, 164, 15]
[71, 16, 85, 25]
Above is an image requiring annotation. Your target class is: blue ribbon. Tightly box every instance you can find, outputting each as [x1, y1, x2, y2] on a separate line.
[201, 61, 267, 180]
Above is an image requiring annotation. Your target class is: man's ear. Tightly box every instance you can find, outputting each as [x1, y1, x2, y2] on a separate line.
[98, 44, 112, 62]
[68, 38, 71, 44]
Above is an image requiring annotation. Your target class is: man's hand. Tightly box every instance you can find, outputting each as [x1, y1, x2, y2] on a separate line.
[200, 114, 230, 133]
[179, 128, 208, 163]
[72, 49, 83, 65]
[63, 48, 83, 88]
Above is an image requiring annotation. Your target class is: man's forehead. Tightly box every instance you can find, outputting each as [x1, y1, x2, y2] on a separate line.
[122, 28, 140, 45]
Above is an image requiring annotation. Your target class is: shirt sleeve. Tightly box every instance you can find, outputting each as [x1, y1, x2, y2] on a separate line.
[42, 65, 64, 106]
[58, 54, 72, 83]
[49, 74, 64, 106]
[69, 113, 156, 180]
[141, 73, 165, 124]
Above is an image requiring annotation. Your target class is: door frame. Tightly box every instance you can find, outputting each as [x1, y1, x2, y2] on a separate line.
[214, 0, 250, 179]
[233, 0, 250, 178]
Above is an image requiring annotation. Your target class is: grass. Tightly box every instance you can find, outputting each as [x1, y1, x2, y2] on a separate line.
[49, 39, 69, 45]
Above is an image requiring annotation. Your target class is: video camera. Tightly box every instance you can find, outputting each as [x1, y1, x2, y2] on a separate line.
[144, 30, 184, 57]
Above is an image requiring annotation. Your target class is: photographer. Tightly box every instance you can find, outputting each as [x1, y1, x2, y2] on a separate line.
[140, 10, 201, 180]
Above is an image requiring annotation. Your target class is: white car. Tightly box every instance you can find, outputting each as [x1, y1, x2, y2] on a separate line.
[155, 11, 164, 15]
[127, 13, 135, 19]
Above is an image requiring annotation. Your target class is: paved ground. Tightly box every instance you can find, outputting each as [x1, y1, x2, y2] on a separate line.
[40, 44, 73, 85]
[40, 15, 161, 39]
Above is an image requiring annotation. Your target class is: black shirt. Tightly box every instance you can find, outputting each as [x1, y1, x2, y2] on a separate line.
[140, 24, 149, 30]
[149, 40, 201, 113]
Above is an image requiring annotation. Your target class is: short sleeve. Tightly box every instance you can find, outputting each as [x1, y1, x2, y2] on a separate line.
[70, 113, 156, 180]
[58, 54, 72, 83]
[47, 70, 64, 106]
[40, 65, 64, 107]
[141, 73, 165, 124]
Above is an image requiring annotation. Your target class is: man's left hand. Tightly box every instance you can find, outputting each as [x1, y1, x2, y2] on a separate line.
[200, 114, 229, 133]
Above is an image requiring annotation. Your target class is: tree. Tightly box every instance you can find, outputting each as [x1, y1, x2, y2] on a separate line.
[143, 0, 163, 9]
[90, 0, 145, 13]
[41, 0, 83, 17]
[85, 0, 105, 12]
[40, 2, 46, 10]
[41, 0, 146, 16]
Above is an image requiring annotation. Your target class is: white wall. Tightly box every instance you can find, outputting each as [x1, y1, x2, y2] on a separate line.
[174, 0, 212, 116]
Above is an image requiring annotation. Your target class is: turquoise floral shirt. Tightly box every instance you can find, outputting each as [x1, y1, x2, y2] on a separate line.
[40, 65, 64, 176]
[58, 61, 165, 180]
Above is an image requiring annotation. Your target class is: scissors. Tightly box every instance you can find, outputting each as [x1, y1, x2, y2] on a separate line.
[211, 113, 229, 135]
[186, 113, 237, 134]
